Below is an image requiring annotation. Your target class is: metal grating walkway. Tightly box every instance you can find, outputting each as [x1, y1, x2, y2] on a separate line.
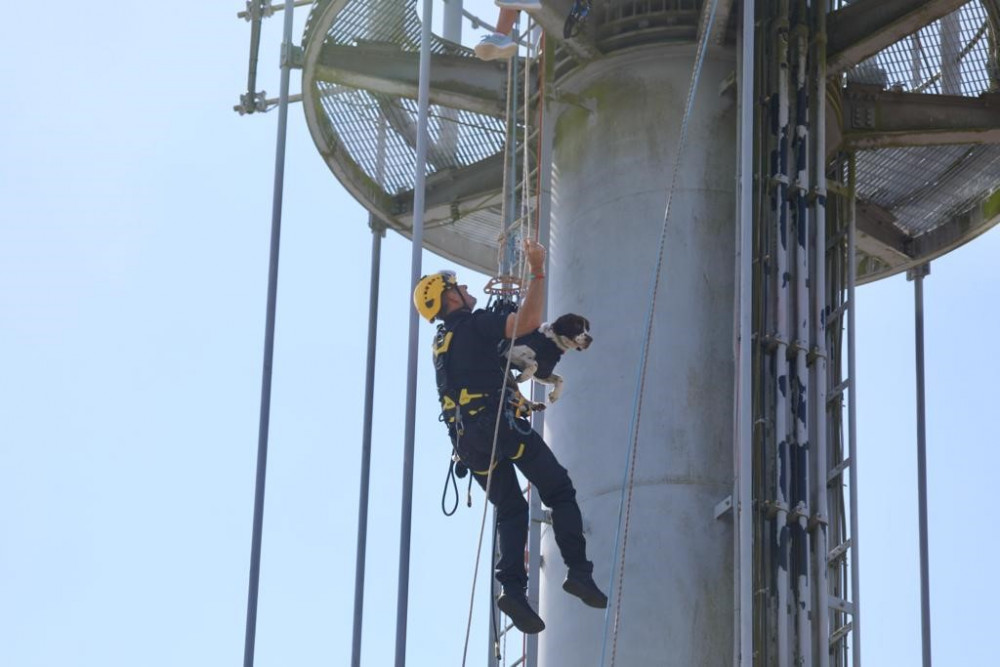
[300, 0, 1000, 282]
[848, 0, 1000, 281]
[301, 0, 511, 273]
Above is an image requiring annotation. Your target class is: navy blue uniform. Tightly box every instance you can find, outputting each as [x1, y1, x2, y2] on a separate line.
[436, 308, 593, 594]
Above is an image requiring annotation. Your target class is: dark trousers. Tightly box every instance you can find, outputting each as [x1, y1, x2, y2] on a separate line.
[453, 410, 593, 593]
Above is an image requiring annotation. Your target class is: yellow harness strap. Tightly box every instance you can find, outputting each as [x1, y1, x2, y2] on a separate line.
[472, 442, 526, 476]
[442, 388, 489, 422]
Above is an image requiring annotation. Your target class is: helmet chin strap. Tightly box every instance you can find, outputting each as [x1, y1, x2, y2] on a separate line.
[440, 287, 473, 319]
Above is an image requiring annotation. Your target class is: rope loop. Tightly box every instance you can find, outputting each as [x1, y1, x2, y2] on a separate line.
[484, 275, 526, 297]
[442, 459, 460, 517]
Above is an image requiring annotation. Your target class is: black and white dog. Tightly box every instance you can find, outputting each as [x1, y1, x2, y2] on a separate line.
[502, 313, 592, 405]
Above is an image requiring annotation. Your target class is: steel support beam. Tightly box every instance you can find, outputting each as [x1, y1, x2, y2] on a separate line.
[855, 188, 1000, 283]
[854, 198, 912, 265]
[393, 152, 504, 214]
[841, 84, 1000, 149]
[828, 0, 967, 76]
[314, 42, 521, 117]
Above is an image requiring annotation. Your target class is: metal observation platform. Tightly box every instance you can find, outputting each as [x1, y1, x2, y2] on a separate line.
[300, 0, 1000, 283]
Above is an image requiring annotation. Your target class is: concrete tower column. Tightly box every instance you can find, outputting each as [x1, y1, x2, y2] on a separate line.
[538, 44, 737, 666]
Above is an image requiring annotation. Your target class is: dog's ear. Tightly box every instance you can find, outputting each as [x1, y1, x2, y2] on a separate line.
[582, 316, 590, 331]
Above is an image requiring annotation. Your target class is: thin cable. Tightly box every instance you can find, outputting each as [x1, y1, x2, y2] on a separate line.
[460, 290, 528, 666]
[461, 25, 531, 662]
[496, 39, 517, 272]
[520, 18, 536, 246]
[533, 32, 546, 243]
[599, 1, 722, 664]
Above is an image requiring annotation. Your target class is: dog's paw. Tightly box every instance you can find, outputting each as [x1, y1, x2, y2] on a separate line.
[548, 388, 561, 403]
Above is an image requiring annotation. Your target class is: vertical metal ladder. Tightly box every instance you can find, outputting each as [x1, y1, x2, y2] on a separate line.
[822, 162, 860, 667]
[489, 15, 546, 667]
[753, 3, 860, 664]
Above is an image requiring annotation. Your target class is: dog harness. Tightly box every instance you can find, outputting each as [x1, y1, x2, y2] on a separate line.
[501, 329, 565, 381]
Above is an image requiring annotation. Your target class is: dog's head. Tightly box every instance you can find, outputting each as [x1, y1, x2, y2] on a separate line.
[549, 313, 592, 351]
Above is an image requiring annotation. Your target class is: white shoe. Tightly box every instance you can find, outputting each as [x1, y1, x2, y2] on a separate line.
[474, 32, 518, 61]
[496, 0, 543, 10]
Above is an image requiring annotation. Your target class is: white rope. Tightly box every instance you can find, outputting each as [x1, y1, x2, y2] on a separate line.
[519, 18, 539, 251]
[459, 280, 527, 666]
[461, 17, 534, 665]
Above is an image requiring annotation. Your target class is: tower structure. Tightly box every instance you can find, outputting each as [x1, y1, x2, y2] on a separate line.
[292, 0, 1000, 664]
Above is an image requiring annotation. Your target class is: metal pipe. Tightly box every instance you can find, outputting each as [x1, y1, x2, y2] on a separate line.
[911, 32, 925, 91]
[810, 3, 830, 665]
[503, 24, 521, 275]
[910, 263, 933, 667]
[522, 21, 533, 243]
[847, 152, 862, 667]
[735, 1, 755, 665]
[773, 2, 792, 663]
[353, 97, 390, 667]
[523, 34, 556, 667]
[752, 13, 771, 662]
[237, 0, 312, 19]
[791, 4, 812, 664]
[941, 12, 962, 95]
[351, 217, 385, 667]
[240, 1, 267, 114]
[439, 0, 462, 164]
[394, 0, 434, 664]
[242, 1, 295, 665]
[443, 0, 463, 42]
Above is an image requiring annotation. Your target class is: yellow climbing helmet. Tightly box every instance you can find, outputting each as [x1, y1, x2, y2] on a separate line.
[413, 271, 458, 322]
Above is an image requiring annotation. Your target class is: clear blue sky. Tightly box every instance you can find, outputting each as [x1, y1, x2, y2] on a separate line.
[1, 2, 997, 665]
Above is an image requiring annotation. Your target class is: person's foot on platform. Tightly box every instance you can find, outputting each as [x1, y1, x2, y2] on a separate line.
[496, 0, 543, 10]
[474, 32, 518, 61]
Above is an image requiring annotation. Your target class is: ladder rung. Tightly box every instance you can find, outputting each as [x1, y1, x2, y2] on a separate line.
[828, 538, 851, 564]
[510, 658, 526, 667]
[827, 379, 850, 403]
[830, 621, 853, 646]
[828, 595, 854, 615]
[827, 301, 848, 323]
[827, 457, 850, 484]
[826, 179, 848, 195]
[501, 215, 534, 236]
[827, 227, 848, 250]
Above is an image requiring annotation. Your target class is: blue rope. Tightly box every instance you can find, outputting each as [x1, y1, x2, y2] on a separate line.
[598, 1, 723, 664]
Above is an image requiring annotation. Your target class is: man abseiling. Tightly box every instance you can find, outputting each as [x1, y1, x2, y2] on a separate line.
[412, 239, 607, 634]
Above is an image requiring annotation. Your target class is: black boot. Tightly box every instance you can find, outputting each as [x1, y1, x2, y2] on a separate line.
[497, 591, 546, 634]
[562, 570, 608, 609]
